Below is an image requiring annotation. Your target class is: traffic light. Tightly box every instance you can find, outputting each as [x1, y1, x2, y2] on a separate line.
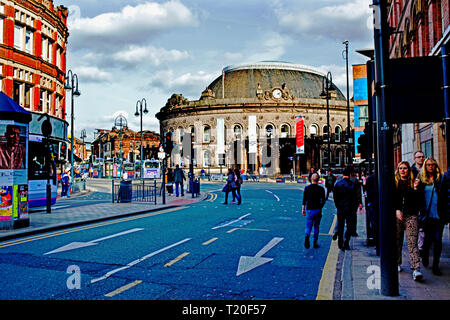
[58, 142, 67, 161]
[163, 132, 174, 154]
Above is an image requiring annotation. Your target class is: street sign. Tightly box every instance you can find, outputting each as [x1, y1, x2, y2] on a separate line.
[159, 145, 164, 153]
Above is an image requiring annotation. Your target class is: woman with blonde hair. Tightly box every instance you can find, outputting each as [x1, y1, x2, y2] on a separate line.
[393, 161, 423, 280]
[417, 157, 445, 275]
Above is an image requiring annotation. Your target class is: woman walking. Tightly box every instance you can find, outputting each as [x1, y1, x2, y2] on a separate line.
[234, 168, 242, 205]
[417, 158, 445, 275]
[393, 161, 423, 281]
[223, 168, 238, 204]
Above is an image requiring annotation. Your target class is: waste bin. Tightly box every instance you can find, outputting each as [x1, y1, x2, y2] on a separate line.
[119, 179, 132, 203]
[193, 179, 200, 195]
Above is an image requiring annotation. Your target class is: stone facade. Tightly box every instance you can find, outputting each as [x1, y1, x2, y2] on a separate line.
[157, 62, 354, 175]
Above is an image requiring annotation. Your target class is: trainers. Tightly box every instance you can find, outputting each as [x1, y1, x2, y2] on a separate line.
[413, 270, 423, 281]
[398, 266, 402, 272]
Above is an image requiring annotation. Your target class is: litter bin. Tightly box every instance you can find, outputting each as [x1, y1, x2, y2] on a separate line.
[119, 179, 132, 203]
[193, 179, 200, 195]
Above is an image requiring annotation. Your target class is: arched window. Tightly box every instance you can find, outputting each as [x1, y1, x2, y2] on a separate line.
[280, 124, 290, 138]
[335, 125, 342, 142]
[203, 125, 211, 143]
[265, 124, 274, 138]
[233, 125, 242, 138]
[309, 124, 318, 137]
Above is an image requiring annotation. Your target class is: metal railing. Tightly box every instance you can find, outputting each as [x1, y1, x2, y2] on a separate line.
[112, 179, 157, 204]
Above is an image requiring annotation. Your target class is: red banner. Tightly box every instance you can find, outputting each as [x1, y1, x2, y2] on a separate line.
[296, 116, 304, 154]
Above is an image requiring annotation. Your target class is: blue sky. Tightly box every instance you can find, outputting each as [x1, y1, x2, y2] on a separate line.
[56, 0, 374, 142]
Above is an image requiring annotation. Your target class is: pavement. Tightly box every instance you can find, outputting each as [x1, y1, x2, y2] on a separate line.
[0, 180, 449, 300]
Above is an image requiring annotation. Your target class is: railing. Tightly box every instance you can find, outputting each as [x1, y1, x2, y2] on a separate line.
[112, 179, 157, 204]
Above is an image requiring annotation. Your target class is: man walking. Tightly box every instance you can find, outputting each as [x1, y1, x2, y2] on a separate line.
[173, 164, 186, 197]
[333, 166, 359, 250]
[325, 169, 336, 200]
[411, 151, 425, 178]
[302, 173, 326, 249]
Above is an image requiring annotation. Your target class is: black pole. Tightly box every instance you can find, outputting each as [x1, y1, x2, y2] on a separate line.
[372, 0, 399, 296]
[442, 46, 450, 170]
[344, 40, 351, 165]
[46, 138, 51, 214]
[326, 75, 331, 167]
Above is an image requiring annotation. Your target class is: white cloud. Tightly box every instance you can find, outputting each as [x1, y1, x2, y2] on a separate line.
[276, 0, 372, 41]
[76, 66, 114, 83]
[113, 46, 190, 66]
[149, 69, 217, 98]
[68, 1, 197, 50]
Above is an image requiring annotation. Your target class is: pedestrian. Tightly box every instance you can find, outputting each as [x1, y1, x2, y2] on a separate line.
[290, 168, 294, 182]
[333, 166, 359, 250]
[302, 172, 326, 249]
[325, 169, 336, 200]
[223, 168, 238, 204]
[417, 158, 445, 275]
[234, 168, 243, 205]
[173, 164, 186, 197]
[411, 150, 426, 255]
[166, 168, 174, 196]
[61, 168, 69, 198]
[393, 161, 423, 281]
[308, 167, 316, 183]
[349, 167, 362, 237]
[411, 151, 425, 178]
[67, 169, 72, 198]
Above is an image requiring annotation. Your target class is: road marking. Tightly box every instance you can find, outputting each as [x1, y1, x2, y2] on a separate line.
[0, 207, 187, 249]
[44, 228, 144, 255]
[105, 280, 142, 298]
[202, 237, 218, 245]
[265, 190, 280, 201]
[211, 213, 251, 230]
[164, 252, 190, 267]
[236, 237, 284, 276]
[227, 228, 269, 234]
[317, 215, 339, 300]
[227, 228, 238, 234]
[91, 238, 192, 283]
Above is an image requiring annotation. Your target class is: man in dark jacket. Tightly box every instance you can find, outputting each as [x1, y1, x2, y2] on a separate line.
[173, 165, 186, 197]
[333, 166, 360, 250]
[302, 173, 326, 249]
[325, 169, 336, 200]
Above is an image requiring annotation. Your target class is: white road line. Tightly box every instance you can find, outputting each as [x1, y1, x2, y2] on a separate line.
[265, 190, 280, 202]
[90, 238, 192, 283]
[211, 213, 252, 230]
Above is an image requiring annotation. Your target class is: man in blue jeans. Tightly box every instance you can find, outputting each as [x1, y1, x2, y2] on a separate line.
[302, 173, 326, 249]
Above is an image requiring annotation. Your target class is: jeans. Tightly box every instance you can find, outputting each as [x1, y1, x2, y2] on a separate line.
[423, 219, 445, 266]
[175, 182, 184, 196]
[305, 209, 322, 241]
[224, 188, 237, 203]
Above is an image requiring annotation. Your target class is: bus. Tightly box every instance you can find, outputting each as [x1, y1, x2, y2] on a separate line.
[143, 159, 161, 179]
[28, 135, 58, 208]
[123, 162, 136, 179]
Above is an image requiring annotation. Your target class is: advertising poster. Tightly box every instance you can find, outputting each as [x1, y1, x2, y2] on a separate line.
[18, 184, 28, 220]
[0, 186, 13, 221]
[0, 120, 28, 185]
[296, 116, 305, 154]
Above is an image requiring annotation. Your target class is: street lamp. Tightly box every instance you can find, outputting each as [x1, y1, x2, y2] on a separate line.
[114, 115, 127, 179]
[320, 71, 334, 168]
[343, 40, 352, 164]
[80, 129, 86, 164]
[134, 98, 148, 179]
[65, 70, 81, 187]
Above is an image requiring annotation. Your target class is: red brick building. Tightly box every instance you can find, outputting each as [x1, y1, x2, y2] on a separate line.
[388, 0, 450, 170]
[0, 0, 68, 119]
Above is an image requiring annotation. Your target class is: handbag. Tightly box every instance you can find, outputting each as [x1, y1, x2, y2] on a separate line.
[418, 183, 435, 227]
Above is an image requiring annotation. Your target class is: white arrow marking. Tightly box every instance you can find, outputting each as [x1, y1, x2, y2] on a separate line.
[91, 237, 192, 283]
[236, 237, 284, 276]
[265, 190, 280, 201]
[44, 228, 144, 255]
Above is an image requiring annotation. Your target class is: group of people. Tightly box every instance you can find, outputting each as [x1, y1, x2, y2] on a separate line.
[165, 164, 187, 197]
[60, 168, 72, 198]
[302, 150, 450, 282]
[222, 168, 243, 205]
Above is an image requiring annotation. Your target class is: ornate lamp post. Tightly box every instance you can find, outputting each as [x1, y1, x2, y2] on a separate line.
[320, 71, 334, 167]
[80, 129, 86, 163]
[65, 70, 81, 186]
[343, 40, 352, 164]
[114, 115, 127, 179]
[134, 98, 148, 178]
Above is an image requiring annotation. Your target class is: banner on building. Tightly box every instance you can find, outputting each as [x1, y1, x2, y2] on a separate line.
[296, 116, 304, 154]
[248, 115, 257, 153]
[217, 118, 224, 155]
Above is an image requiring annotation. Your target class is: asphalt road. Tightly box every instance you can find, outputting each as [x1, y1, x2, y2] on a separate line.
[0, 181, 336, 300]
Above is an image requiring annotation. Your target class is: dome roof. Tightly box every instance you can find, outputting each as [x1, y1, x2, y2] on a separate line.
[206, 61, 346, 101]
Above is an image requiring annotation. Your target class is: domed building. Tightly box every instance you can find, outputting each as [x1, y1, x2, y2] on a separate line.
[156, 61, 354, 176]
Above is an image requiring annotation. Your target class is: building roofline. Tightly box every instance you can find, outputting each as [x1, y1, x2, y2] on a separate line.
[223, 61, 326, 77]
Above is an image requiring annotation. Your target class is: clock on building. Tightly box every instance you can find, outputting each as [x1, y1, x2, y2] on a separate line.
[272, 88, 282, 99]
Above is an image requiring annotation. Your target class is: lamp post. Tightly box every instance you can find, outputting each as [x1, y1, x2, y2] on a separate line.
[343, 40, 352, 165]
[134, 98, 148, 179]
[80, 129, 86, 164]
[65, 70, 81, 188]
[320, 71, 334, 168]
[114, 115, 127, 179]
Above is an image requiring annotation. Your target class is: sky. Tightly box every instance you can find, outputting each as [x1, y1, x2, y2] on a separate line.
[56, 0, 375, 142]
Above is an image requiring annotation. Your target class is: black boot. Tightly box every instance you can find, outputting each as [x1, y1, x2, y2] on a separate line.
[304, 236, 310, 249]
[343, 239, 350, 251]
[422, 254, 429, 267]
[313, 240, 319, 248]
